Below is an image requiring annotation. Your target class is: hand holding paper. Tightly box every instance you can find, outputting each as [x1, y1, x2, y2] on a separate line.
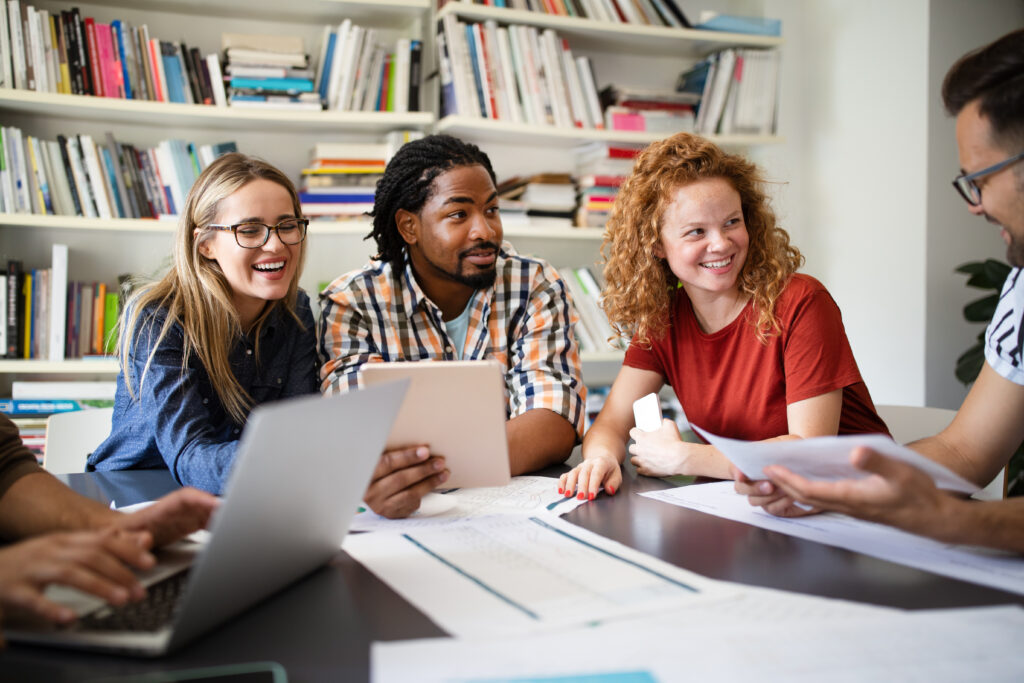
[691, 425, 979, 495]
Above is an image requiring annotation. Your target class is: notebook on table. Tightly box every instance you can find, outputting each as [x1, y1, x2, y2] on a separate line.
[6, 380, 408, 656]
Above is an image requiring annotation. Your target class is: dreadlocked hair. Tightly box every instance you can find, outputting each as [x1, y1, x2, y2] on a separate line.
[367, 134, 497, 265]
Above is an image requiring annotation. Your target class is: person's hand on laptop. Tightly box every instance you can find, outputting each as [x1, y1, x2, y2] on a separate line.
[110, 487, 220, 547]
[364, 446, 448, 519]
[0, 528, 152, 636]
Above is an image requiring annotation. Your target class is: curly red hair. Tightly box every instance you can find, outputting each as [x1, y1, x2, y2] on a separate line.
[601, 133, 802, 346]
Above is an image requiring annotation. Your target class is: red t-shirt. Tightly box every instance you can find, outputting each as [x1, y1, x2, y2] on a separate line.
[624, 274, 889, 440]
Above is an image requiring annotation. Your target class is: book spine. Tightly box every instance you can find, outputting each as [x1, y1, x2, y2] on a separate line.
[6, 261, 22, 358]
[112, 20, 132, 99]
[83, 17, 103, 96]
[48, 244, 67, 362]
[8, 2, 26, 89]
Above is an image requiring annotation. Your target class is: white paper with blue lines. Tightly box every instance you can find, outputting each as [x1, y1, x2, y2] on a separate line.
[350, 476, 589, 532]
[343, 514, 735, 636]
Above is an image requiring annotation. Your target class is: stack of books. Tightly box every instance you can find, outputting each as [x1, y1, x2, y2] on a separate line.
[574, 142, 641, 228]
[0, 125, 237, 218]
[497, 174, 576, 228]
[299, 142, 386, 219]
[3, 248, 123, 362]
[298, 132, 425, 219]
[437, 16, 603, 129]
[559, 265, 625, 353]
[599, 84, 697, 134]
[0, 3, 226, 105]
[439, 0, 692, 27]
[1, 381, 116, 463]
[314, 20, 422, 112]
[223, 33, 319, 111]
[688, 48, 780, 136]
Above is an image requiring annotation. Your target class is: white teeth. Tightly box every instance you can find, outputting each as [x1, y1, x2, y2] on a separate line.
[254, 261, 285, 271]
[701, 258, 731, 269]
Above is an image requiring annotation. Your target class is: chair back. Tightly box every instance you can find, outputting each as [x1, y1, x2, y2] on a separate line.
[43, 408, 114, 474]
[875, 404, 1004, 500]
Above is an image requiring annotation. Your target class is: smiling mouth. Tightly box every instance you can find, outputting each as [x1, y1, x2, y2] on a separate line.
[253, 261, 285, 272]
[700, 257, 732, 269]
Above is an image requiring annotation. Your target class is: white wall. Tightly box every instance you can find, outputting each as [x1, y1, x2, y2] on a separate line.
[768, 0, 932, 406]
[924, 0, 1024, 408]
[758, 0, 1022, 408]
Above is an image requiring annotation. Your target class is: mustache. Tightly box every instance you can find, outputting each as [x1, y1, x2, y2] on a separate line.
[459, 242, 500, 259]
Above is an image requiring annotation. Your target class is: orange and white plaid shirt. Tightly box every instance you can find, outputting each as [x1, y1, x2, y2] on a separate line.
[317, 242, 586, 438]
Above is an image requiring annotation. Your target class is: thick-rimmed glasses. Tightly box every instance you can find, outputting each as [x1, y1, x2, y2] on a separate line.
[207, 218, 309, 249]
[952, 151, 1024, 206]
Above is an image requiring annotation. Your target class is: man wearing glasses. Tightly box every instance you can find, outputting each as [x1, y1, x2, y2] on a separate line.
[737, 28, 1024, 551]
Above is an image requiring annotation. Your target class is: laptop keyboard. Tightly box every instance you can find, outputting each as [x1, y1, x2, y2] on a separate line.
[77, 571, 189, 632]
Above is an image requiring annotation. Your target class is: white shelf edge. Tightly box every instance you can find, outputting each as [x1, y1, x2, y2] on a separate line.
[437, 115, 783, 147]
[1, 215, 607, 239]
[580, 351, 625, 363]
[0, 360, 120, 374]
[0, 89, 435, 133]
[437, 3, 783, 49]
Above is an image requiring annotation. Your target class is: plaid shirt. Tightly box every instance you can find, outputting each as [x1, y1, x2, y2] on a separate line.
[318, 242, 586, 437]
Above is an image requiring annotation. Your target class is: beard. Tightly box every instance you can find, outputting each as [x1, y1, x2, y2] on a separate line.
[422, 242, 500, 289]
[1007, 234, 1024, 269]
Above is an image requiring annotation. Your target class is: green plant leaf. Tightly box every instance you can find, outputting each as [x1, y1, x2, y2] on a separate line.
[964, 294, 999, 322]
[957, 259, 1012, 289]
[955, 344, 986, 385]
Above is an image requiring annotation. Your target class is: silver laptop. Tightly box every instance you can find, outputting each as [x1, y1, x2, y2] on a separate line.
[7, 380, 408, 656]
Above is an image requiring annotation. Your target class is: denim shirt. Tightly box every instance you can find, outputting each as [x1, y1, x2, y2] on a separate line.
[88, 292, 318, 493]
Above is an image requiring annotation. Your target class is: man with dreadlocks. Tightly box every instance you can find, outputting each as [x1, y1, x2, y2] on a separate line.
[318, 135, 585, 519]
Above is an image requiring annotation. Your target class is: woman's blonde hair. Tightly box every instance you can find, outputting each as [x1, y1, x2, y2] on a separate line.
[602, 133, 802, 347]
[119, 152, 307, 423]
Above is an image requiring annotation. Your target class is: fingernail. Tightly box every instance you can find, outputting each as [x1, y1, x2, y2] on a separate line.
[557, 488, 563, 495]
[565, 489, 574, 498]
[577, 492, 585, 500]
[587, 492, 595, 501]
[416, 447, 429, 459]
[758, 482, 772, 494]
[607, 486, 615, 495]
[439, 471, 449, 483]
[432, 459, 444, 471]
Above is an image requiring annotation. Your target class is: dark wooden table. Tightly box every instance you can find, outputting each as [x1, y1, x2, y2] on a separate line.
[2, 466, 1020, 682]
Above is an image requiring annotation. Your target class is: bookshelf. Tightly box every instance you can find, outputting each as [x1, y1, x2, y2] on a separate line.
[435, 3, 783, 55]
[0, 0, 785, 390]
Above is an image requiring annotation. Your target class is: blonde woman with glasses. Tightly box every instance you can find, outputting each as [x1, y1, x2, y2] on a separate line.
[89, 153, 317, 493]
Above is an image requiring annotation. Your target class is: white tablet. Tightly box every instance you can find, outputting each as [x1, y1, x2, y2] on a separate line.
[360, 360, 512, 488]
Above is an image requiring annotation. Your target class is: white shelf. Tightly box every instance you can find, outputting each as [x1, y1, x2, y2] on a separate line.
[0, 359, 120, 374]
[74, 0, 430, 26]
[437, 3, 783, 56]
[0, 89, 435, 134]
[0, 214, 606, 240]
[436, 115, 783, 148]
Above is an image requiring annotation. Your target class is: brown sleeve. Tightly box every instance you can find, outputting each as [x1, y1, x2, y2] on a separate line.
[0, 414, 46, 498]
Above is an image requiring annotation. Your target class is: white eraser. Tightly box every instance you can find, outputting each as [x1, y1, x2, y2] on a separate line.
[633, 393, 663, 433]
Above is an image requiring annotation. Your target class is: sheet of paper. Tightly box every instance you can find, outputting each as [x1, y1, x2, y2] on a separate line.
[371, 605, 1024, 683]
[350, 476, 587, 532]
[643, 481, 1024, 595]
[691, 424, 979, 494]
[343, 514, 736, 637]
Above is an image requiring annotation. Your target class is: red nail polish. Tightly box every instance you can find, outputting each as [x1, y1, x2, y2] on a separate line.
[607, 486, 616, 495]
[577, 492, 585, 500]
[557, 488, 563, 495]
[588, 492, 595, 501]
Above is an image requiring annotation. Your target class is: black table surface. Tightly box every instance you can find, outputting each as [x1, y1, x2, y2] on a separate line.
[2, 466, 1022, 682]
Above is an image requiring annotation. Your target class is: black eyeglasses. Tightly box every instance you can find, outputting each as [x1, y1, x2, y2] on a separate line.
[952, 151, 1024, 206]
[207, 218, 309, 249]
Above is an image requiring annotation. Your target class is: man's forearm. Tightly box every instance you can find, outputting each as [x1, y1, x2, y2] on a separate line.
[0, 471, 121, 539]
[929, 495, 1024, 552]
[506, 409, 577, 475]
